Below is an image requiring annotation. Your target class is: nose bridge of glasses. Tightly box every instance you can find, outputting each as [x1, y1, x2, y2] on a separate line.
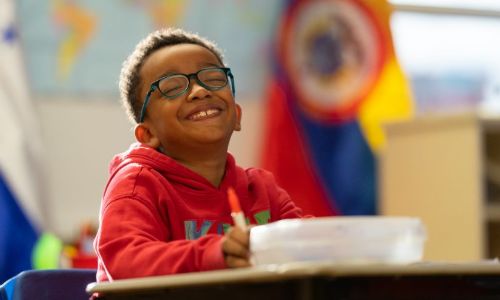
[185, 72, 214, 95]
[188, 72, 209, 90]
[178, 73, 205, 101]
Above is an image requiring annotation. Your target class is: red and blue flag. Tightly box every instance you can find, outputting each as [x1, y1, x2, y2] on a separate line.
[262, 0, 413, 216]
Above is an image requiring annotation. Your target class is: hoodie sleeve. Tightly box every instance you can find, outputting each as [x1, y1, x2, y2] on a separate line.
[95, 195, 226, 281]
[246, 168, 306, 220]
[274, 185, 305, 219]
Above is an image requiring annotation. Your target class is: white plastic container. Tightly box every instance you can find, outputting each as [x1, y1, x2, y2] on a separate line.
[250, 216, 426, 266]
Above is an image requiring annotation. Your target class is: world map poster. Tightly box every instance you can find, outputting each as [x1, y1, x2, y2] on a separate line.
[17, 0, 281, 98]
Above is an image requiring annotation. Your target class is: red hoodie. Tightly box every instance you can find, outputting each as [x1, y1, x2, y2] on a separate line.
[94, 143, 303, 281]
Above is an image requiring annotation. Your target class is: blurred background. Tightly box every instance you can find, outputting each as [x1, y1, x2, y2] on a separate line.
[2, 0, 500, 282]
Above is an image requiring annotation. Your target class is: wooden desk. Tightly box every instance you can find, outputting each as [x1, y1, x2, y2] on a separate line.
[87, 262, 500, 299]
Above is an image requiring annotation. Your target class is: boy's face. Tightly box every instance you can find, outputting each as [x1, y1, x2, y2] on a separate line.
[136, 43, 241, 157]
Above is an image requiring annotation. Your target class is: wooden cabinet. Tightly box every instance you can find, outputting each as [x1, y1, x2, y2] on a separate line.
[380, 113, 500, 261]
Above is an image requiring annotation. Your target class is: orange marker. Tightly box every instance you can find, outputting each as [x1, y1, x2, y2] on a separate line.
[227, 187, 246, 229]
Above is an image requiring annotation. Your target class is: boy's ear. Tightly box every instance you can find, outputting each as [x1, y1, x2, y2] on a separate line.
[134, 123, 161, 148]
[234, 103, 242, 131]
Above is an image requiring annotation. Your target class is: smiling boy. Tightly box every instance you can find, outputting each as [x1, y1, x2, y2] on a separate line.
[94, 28, 303, 281]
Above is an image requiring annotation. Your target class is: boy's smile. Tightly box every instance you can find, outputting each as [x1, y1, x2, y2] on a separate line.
[186, 102, 223, 121]
[136, 43, 241, 160]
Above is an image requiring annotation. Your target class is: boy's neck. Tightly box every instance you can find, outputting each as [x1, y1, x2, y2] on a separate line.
[166, 146, 229, 187]
[182, 157, 227, 187]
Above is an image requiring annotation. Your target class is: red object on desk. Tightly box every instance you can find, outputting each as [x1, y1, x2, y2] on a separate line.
[71, 254, 98, 269]
[71, 221, 98, 269]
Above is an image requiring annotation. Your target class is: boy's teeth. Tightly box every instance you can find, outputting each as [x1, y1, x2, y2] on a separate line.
[191, 109, 218, 120]
[206, 109, 218, 116]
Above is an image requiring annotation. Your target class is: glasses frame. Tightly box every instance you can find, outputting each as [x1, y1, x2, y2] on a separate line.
[139, 67, 235, 123]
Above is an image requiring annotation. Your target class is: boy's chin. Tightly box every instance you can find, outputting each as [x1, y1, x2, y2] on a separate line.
[194, 133, 232, 145]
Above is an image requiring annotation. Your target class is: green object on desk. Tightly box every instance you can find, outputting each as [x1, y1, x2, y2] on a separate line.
[32, 232, 63, 269]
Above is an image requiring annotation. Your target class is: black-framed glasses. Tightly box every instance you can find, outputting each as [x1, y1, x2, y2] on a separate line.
[139, 67, 235, 122]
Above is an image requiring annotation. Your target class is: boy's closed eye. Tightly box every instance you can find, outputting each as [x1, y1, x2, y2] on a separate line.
[159, 77, 186, 97]
[163, 86, 184, 96]
[206, 78, 226, 85]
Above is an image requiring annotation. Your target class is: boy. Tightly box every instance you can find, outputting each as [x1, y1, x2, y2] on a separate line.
[94, 28, 303, 282]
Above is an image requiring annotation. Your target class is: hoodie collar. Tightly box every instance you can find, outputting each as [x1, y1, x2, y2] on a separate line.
[110, 143, 237, 191]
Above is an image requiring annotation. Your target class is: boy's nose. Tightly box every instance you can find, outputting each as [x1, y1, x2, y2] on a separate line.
[186, 82, 211, 102]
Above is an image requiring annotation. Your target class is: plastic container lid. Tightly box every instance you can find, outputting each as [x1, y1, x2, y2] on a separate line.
[250, 216, 426, 265]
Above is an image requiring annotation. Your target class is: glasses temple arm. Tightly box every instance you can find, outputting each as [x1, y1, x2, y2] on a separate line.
[228, 71, 235, 97]
[139, 87, 155, 123]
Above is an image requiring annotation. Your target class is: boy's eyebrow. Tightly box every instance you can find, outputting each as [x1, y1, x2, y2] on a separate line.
[156, 70, 179, 79]
[201, 62, 222, 68]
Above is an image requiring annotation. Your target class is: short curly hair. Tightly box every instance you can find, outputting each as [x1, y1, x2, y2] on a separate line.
[119, 28, 225, 123]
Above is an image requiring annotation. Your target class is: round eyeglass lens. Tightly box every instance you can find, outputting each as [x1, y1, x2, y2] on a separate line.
[198, 69, 228, 88]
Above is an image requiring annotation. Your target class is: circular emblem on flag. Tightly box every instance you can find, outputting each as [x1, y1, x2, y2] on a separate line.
[280, 0, 386, 122]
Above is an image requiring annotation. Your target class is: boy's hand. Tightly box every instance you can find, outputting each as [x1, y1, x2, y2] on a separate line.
[222, 226, 251, 268]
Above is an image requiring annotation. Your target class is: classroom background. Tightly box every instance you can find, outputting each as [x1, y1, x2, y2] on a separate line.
[2, 0, 500, 283]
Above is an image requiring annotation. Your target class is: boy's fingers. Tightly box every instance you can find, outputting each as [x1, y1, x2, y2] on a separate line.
[225, 255, 251, 268]
[222, 236, 249, 258]
[227, 226, 249, 246]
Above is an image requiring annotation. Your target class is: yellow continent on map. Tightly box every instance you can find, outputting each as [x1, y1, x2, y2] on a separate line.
[53, 0, 97, 80]
[144, 0, 186, 28]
